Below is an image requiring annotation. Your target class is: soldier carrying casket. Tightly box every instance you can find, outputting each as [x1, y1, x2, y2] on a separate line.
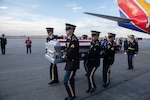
[63, 23, 79, 100]
[85, 30, 101, 93]
[102, 33, 116, 88]
[46, 27, 59, 85]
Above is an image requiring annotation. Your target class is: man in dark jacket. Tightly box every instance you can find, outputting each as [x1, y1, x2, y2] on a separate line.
[86, 30, 101, 93]
[0, 34, 7, 55]
[63, 23, 79, 100]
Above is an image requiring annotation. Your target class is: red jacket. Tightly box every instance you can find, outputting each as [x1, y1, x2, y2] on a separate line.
[25, 39, 32, 46]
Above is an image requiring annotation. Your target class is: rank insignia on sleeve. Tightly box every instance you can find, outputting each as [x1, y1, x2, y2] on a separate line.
[111, 47, 114, 51]
[72, 36, 77, 41]
[71, 44, 75, 48]
[108, 45, 111, 49]
[95, 41, 99, 46]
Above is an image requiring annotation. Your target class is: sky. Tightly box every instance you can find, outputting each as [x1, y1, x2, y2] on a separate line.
[0, 0, 150, 38]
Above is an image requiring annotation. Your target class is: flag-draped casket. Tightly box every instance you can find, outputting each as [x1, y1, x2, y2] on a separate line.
[45, 39, 91, 64]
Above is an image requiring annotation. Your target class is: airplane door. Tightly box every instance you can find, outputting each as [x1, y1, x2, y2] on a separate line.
[146, 16, 150, 29]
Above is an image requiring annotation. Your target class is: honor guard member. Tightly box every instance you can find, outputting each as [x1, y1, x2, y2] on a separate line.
[86, 31, 101, 93]
[46, 28, 59, 85]
[63, 23, 79, 100]
[124, 35, 138, 70]
[0, 34, 7, 55]
[82, 35, 88, 74]
[102, 33, 116, 88]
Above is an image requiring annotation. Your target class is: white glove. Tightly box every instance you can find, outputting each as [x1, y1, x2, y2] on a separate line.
[81, 53, 85, 57]
[134, 54, 137, 56]
[124, 52, 127, 55]
[62, 55, 66, 59]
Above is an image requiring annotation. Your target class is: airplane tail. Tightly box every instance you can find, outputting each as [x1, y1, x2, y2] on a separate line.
[117, 0, 150, 21]
[117, 0, 147, 19]
[118, 0, 150, 31]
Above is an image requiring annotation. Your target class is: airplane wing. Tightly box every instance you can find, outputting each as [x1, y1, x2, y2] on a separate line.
[84, 12, 132, 23]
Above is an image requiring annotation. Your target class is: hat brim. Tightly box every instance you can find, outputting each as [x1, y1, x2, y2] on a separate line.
[108, 36, 114, 38]
[128, 36, 134, 38]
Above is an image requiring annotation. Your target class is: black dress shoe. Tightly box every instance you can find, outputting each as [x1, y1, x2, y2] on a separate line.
[64, 96, 75, 100]
[48, 81, 56, 85]
[101, 83, 108, 88]
[128, 68, 133, 70]
[86, 89, 90, 93]
[64, 97, 69, 100]
[48, 81, 55, 85]
[54, 80, 59, 83]
[90, 88, 95, 93]
[48, 80, 59, 85]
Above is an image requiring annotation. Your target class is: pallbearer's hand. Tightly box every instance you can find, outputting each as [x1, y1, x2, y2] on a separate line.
[134, 54, 137, 56]
[124, 52, 127, 55]
[81, 53, 85, 57]
[62, 55, 66, 59]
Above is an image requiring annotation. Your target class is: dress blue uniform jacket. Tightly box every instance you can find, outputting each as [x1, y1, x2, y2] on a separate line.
[65, 34, 79, 71]
[87, 40, 100, 67]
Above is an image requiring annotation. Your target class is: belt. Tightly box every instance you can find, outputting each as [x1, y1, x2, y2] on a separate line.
[128, 47, 135, 50]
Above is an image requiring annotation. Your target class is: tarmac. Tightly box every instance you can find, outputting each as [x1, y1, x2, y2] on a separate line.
[0, 39, 150, 100]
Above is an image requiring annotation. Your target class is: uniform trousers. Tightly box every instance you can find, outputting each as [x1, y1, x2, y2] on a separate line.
[87, 66, 97, 89]
[64, 70, 76, 98]
[83, 59, 88, 72]
[26, 46, 31, 53]
[103, 62, 112, 85]
[127, 53, 134, 69]
[50, 63, 59, 81]
[1, 45, 6, 55]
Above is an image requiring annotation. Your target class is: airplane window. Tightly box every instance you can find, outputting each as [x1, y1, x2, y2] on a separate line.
[146, 17, 150, 29]
[145, 0, 150, 4]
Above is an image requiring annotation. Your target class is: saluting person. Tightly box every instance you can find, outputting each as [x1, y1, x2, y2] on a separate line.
[86, 31, 101, 93]
[102, 33, 116, 88]
[63, 23, 79, 100]
[46, 28, 59, 85]
[124, 35, 138, 70]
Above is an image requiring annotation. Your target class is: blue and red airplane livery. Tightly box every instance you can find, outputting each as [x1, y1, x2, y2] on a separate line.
[85, 0, 150, 34]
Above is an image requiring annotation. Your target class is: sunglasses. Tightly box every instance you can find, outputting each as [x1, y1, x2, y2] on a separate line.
[65, 27, 72, 31]
[91, 34, 98, 37]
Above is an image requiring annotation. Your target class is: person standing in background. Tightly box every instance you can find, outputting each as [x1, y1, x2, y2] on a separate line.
[123, 38, 128, 52]
[124, 35, 139, 70]
[0, 34, 7, 55]
[25, 36, 32, 54]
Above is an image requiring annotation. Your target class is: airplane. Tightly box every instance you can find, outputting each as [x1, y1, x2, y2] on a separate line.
[84, 0, 150, 34]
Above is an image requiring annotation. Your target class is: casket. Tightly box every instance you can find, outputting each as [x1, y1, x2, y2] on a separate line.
[45, 39, 91, 64]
